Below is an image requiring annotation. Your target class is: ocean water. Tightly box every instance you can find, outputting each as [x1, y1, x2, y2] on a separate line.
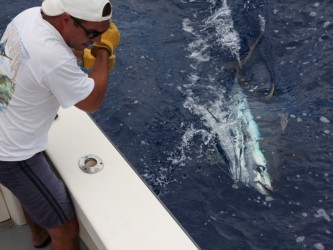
[2, 0, 333, 249]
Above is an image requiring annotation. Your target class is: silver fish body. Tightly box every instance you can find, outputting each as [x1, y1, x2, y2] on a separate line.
[218, 82, 273, 195]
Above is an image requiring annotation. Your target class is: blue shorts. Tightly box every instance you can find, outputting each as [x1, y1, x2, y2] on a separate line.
[0, 152, 75, 229]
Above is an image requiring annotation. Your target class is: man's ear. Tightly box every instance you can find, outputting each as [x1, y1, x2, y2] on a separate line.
[60, 13, 72, 27]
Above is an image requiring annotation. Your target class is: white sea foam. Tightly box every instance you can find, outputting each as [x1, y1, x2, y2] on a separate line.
[188, 39, 211, 62]
[182, 18, 194, 34]
[296, 236, 305, 243]
[314, 208, 331, 222]
[309, 12, 317, 17]
[258, 15, 266, 32]
[205, 0, 240, 62]
[314, 243, 325, 250]
[167, 123, 213, 165]
[323, 21, 330, 28]
[177, 4, 238, 166]
[320, 116, 330, 123]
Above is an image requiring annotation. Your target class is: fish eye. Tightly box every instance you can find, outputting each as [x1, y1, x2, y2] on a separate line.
[256, 165, 266, 173]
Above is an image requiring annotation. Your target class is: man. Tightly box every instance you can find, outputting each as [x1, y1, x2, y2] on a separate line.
[0, 0, 120, 249]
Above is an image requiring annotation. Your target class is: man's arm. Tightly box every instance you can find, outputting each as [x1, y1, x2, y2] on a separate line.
[74, 21, 120, 113]
[75, 49, 109, 113]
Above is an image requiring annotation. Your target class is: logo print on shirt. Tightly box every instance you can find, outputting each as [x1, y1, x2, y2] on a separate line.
[0, 73, 14, 110]
[0, 40, 12, 60]
[0, 24, 23, 115]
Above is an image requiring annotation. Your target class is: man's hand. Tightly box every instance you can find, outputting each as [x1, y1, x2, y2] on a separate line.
[91, 21, 120, 57]
[83, 49, 116, 71]
[81, 21, 120, 71]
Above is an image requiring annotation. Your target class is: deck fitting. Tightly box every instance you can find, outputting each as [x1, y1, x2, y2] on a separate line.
[78, 154, 104, 174]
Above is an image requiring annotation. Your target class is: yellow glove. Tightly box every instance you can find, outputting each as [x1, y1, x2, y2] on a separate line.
[91, 21, 120, 57]
[83, 49, 116, 71]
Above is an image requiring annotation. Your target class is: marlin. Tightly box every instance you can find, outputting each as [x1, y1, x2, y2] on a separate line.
[212, 33, 273, 195]
[0, 40, 12, 60]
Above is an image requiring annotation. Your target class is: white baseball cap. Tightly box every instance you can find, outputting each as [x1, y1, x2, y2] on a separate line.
[42, 0, 112, 22]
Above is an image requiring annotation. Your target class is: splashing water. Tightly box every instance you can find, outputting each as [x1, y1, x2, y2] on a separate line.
[205, 0, 241, 63]
[171, 0, 272, 195]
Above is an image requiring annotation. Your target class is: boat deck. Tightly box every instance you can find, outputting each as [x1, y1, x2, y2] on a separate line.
[0, 219, 88, 250]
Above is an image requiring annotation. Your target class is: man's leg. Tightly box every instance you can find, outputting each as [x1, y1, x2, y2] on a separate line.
[24, 208, 79, 250]
[0, 152, 79, 249]
[23, 208, 50, 247]
[47, 215, 79, 250]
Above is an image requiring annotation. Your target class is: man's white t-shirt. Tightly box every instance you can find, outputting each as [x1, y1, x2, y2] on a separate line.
[0, 7, 94, 161]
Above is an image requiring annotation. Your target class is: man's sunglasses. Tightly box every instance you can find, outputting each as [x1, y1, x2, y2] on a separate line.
[71, 16, 104, 39]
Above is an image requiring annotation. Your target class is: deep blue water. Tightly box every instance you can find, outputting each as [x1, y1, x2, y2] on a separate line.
[2, 0, 333, 249]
